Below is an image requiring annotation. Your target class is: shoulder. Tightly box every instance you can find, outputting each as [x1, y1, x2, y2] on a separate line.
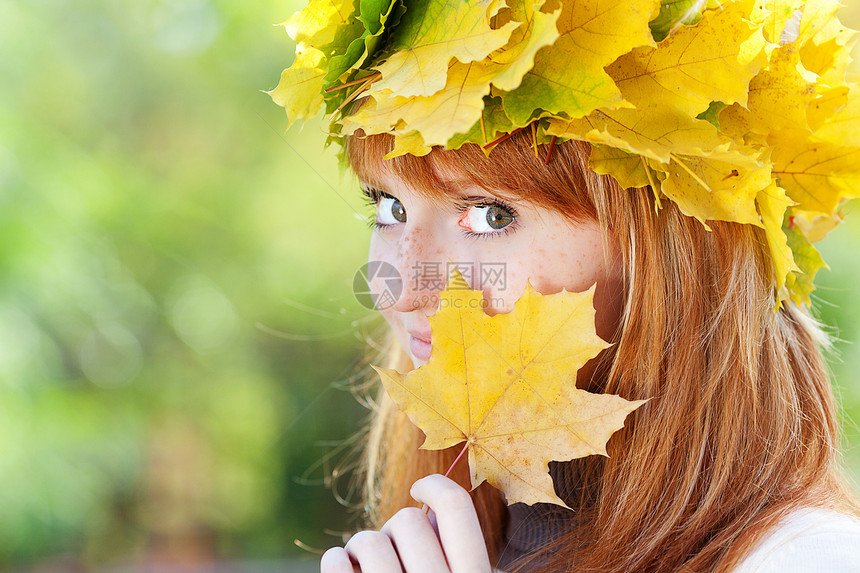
[734, 507, 860, 573]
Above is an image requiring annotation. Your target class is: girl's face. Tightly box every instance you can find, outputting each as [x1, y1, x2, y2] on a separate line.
[362, 169, 624, 369]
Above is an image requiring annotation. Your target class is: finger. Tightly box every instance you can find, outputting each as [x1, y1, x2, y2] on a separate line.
[410, 474, 491, 573]
[320, 547, 360, 573]
[381, 507, 449, 573]
[343, 530, 404, 573]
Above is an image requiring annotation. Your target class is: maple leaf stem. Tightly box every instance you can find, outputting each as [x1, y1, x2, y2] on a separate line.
[328, 75, 378, 122]
[545, 136, 557, 166]
[422, 441, 471, 515]
[641, 156, 662, 210]
[480, 110, 487, 144]
[444, 441, 470, 478]
[323, 71, 381, 93]
[531, 122, 538, 159]
[483, 126, 526, 150]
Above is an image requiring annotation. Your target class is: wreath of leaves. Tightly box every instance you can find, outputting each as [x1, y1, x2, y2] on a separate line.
[270, 0, 860, 306]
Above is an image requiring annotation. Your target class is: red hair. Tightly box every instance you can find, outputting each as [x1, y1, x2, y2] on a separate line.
[346, 130, 859, 572]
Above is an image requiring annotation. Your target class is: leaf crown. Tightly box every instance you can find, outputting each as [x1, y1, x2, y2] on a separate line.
[269, 0, 860, 306]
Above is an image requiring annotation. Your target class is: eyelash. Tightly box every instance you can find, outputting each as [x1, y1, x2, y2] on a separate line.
[360, 187, 519, 240]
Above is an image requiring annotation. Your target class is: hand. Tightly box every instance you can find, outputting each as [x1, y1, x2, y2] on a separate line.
[320, 474, 491, 573]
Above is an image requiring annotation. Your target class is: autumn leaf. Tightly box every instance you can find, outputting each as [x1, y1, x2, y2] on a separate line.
[588, 144, 653, 190]
[282, 0, 358, 48]
[341, 65, 493, 145]
[545, 104, 737, 164]
[660, 155, 770, 228]
[757, 0, 803, 44]
[370, 0, 519, 98]
[267, 46, 327, 126]
[269, 0, 364, 124]
[784, 223, 827, 305]
[609, 0, 767, 118]
[648, 0, 708, 42]
[795, 0, 853, 48]
[811, 86, 860, 147]
[322, 0, 401, 87]
[447, 95, 515, 149]
[372, 269, 645, 507]
[770, 130, 860, 215]
[384, 129, 432, 159]
[756, 183, 798, 296]
[748, 45, 819, 132]
[502, 0, 660, 125]
[697, 101, 728, 129]
[790, 208, 843, 243]
[344, 3, 561, 149]
[807, 85, 850, 134]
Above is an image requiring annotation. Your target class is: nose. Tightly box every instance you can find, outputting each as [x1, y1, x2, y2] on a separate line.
[389, 223, 446, 314]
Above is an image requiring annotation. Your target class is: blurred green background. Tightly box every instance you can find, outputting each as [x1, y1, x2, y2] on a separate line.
[0, 1, 858, 570]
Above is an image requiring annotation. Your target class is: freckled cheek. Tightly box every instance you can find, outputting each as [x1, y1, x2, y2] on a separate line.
[366, 238, 402, 323]
[480, 263, 529, 316]
[479, 245, 606, 316]
[530, 240, 606, 295]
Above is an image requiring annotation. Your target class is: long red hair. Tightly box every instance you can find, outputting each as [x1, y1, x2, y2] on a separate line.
[344, 130, 859, 572]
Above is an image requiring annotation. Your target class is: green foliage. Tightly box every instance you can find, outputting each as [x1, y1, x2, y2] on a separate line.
[0, 0, 378, 567]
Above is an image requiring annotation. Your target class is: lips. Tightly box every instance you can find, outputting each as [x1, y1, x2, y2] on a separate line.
[408, 330, 432, 361]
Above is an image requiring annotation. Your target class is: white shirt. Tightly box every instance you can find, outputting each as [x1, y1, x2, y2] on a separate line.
[733, 507, 860, 572]
[494, 508, 860, 572]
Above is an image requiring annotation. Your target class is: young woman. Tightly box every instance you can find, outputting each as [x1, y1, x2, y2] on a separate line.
[316, 131, 860, 572]
[269, 1, 860, 570]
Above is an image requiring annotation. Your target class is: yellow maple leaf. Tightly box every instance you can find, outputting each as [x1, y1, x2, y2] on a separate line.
[282, 0, 357, 47]
[770, 130, 860, 215]
[372, 270, 645, 507]
[801, 37, 853, 86]
[371, 0, 519, 98]
[757, 0, 803, 44]
[790, 208, 844, 243]
[447, 95, 515, 149]
[588, 144, 653, 190]
[750, 45, 819, 132]
[660, 155, 771, 229]
[502, 0, 660, 125]
[384, 129, 432, 160]
[807, 85, 850, 133]
[755, 183, 799, 297]
[546, 104, 739, 164]
[609, 0, 767, 118]
[267, 46, 326, 126]
[341, 65, 489, 145]
[796, 0, 853, 48]
[811, 86, 860, 147]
